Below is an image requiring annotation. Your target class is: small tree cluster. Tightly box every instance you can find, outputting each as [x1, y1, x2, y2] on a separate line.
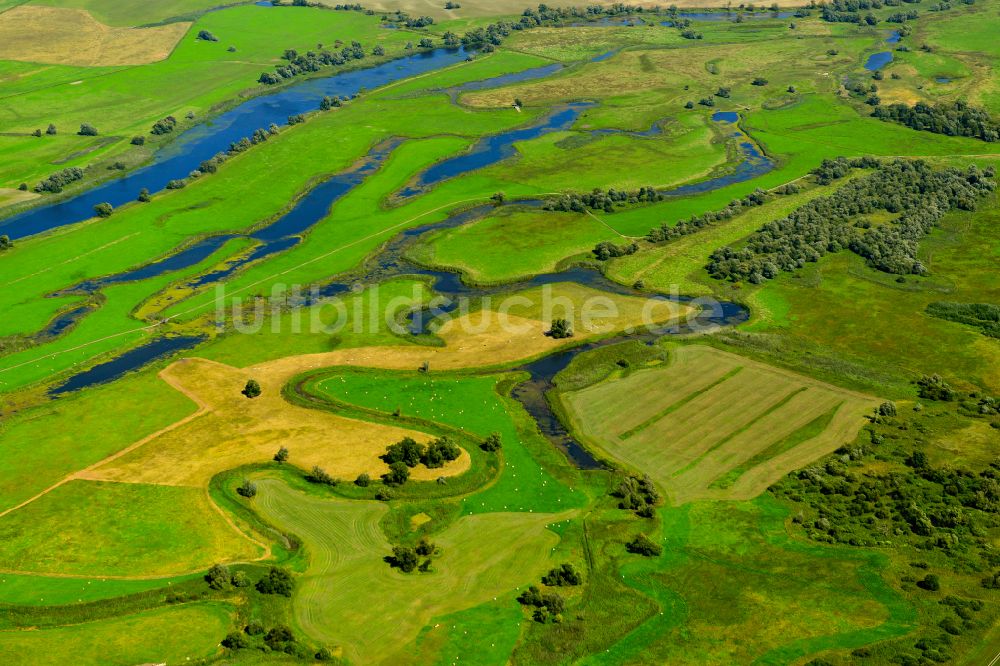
[383, 435, 461, 470]
[517, 585, 565, 623]
[35, 167, 84, 194]
[916, 374, 955, 401]
[541, 563, 582, 586]
[626, 533, 663, 557]
[546, 318, 573, 339]
[612, 474, 660, 517]
[237, 479, 258, 498]
[151, 115, 178, 135]
[545, 185, 663, 214]
[256, 566, 294, 596]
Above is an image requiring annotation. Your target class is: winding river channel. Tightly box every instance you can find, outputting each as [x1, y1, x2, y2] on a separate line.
[14, 37, 761, 464]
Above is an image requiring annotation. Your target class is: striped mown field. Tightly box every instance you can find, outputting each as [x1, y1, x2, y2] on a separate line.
[563, 345, 879, 504]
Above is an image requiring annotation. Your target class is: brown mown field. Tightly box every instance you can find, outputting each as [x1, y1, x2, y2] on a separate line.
[563, 345, 879, 504]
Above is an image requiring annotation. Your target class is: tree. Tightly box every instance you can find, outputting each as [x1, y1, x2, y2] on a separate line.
[205, 563, 231, 590]
[917, 574, 941, 591]
[137, 188, 151, 203]
[546, 318, 573, 339]
[264, 625, 295, 651]
[684, 100, 694, 109]
[423, 436, 461, 468]
[383, 461, 410, 486]
[0, 235, 11, 251]
[231, 571, 251, 587]
[221, 631, 248, 649]
[93, 202, 113, 218]
[16, 182, 27, 191]
[751, 77, 769, 86]
[237, 479, 257, 498]
[389, 545, 418, 572]
[274, 446, 289, 463]
[787, 85, 797, 93]
[878, 401, 897, 417]
[491, 191, 506, 205]
[32, 129, 42, 137]
[242, 379, 262, 398]
[197, 29, 219, 42]
[46, 124, 57, 135]
[131, 135, 145, 146]
[355, 472, 371, 487]
[307, 466, 337, 485]
[256, 567, 294, 596]
[481, 432, 502, 452]
[372, 45, 385, 56]
[418, 38, 434, 48]
[626, 533, 663, 557]
[78, 123, 98, 136]
[513, 98, 523, 108]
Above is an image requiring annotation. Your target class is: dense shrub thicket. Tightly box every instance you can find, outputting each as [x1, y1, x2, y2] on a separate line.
[873, 101, 1000, 142]
[35, 167, 84, 193]
[706, 158, 996, 282]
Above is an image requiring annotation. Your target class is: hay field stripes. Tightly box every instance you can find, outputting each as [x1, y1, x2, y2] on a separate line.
[252, 478, 572, 664]
[0, 6, 190, 66]
[564, 345, 878, 504]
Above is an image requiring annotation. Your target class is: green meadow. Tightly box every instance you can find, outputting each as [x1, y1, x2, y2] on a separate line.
[0, 2, 998, 663]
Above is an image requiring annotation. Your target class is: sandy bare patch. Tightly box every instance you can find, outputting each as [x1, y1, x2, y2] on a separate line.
[0, 6, 190, 66]
[83, 357, 469, 487]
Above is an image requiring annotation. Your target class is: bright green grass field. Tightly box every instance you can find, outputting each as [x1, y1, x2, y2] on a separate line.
[30, 0, 226, 25]
[314, 369, 585, 514]
[0, 480, 260, 576]
[0, 571, 199, 606]
[0, 370, 196, 513]
[0, 602, 233, 666]
[586, 496, 913, 665]
[407, 207, 619, 284]
[0, 4, 416, 187]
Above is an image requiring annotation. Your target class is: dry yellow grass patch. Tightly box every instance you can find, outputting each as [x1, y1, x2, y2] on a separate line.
[0, 6, 189, 66]
[84, 357, 468, 487]
[563, 345, 878, 504]
[0, 187, 39, 209]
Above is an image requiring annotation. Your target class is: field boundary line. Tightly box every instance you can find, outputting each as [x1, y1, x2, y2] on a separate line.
[6, 232, 141, 286]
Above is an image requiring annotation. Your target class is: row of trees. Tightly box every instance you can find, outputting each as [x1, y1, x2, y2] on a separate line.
[544, 185, 664, 214]
[873, 101, 1000, 142]
[258, 40, 372, 85]
[706, 158, 996, 282]
[34, 166, 84, 193]
[645, 185, 795, 244]
[925, 301, 1000, 339]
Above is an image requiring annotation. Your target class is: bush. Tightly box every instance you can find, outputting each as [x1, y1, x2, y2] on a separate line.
[78, 123, 98, 136]
[256, 567, 294, 596]
[245, 621, 265, 636]
[45, 123, 56, 135]
[383, 461, 410, 486]
[231, 571, 251, 587]
[917, 574, 941, 591]
[137, 188, 151, 203]
[264, 625, 295, 651]
[307, 466, 337, 486]
[626, 533, 663, 557]
[237, 479, 257, 498]
[242, 379, 262, 398]
[481, 432, 502, 452]
[221, 631, 248, 649]
[205, 563, 231, 590]
[197, 29, 219, 42]
[273, 446, 289, 463]
[151, 116, 178, 135]
[546, 318, 573, 339]
[542, 563, 582, 586]
[131, 135, 145, 146]
[355, 473, 371, 487]
[422, 436, 461, 468]
[93, 202, 113, 218]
